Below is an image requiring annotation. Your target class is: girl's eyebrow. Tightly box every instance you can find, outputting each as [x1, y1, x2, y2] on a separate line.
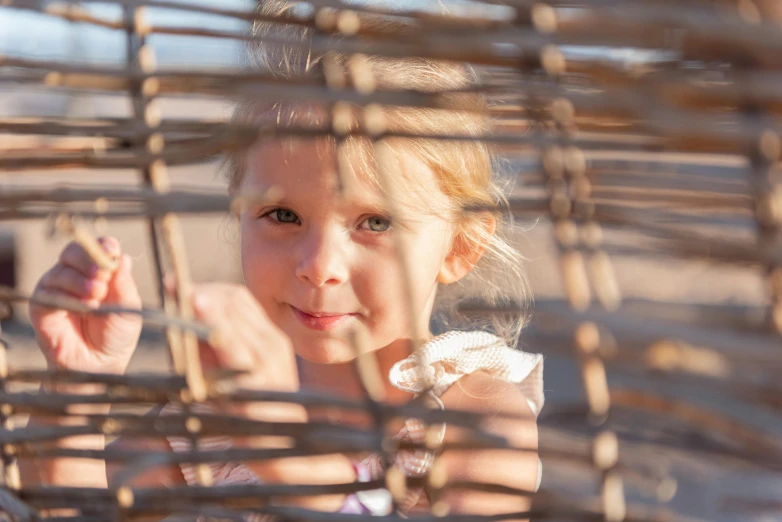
[336, 190, 389, 214]
[353, 200, 391, 215]
[258, 191, 288, 206]
[346, 195, 431, 225]
[267, 193, 389, 214]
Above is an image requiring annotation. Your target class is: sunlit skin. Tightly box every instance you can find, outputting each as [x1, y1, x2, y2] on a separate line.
[239, 138, 456, 367]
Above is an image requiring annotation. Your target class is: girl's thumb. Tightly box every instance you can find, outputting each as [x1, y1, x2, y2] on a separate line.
[107, 254, 142, 307]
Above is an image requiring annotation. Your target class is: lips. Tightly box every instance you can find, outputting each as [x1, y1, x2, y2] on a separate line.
[290, 305, 356, 331]
[299, 310, 345, 318]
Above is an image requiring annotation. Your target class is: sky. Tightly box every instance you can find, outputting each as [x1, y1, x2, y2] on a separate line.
[0, 1, 664, 70]
[0, 0, 258, 67]
[0, 0, 516, 67]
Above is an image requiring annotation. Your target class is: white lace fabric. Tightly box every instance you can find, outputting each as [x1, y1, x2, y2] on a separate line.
[389, 330, 545, 415]
[162, 330, 544, 516]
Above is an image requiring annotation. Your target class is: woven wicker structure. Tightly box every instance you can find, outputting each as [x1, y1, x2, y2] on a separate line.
[1, 0, 782, 521]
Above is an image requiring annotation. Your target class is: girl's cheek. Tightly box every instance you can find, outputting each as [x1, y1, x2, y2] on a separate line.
[242, 237, 285, 285]
[246, 243, 284, 274]
[355, 256, 406, 303]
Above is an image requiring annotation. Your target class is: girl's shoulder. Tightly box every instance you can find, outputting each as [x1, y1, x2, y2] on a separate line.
[389, 329, 544, 416]
[356, 330, 544, 513]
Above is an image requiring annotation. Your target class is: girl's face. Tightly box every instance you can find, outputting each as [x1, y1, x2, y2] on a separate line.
[238, 139, 455, 364]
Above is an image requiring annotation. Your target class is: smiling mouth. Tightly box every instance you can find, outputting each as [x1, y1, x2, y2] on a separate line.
[290, 306, 356, 331]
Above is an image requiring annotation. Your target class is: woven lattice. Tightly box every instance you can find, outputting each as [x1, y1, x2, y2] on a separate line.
[1, 1, 782, 521]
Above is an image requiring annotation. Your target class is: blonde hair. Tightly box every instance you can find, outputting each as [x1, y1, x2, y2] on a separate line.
[225, 0, 530, 347]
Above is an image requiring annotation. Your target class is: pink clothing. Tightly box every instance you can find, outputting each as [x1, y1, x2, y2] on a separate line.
[162, 330, 544, 518]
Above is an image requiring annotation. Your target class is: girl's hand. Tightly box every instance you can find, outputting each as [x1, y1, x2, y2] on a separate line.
[29, 237, 143, 375]
[191, 283, 302, 420]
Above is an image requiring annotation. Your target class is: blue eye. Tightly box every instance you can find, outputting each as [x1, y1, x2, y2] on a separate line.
[264, 208, 300, 224]
[362, 216, 391, 232]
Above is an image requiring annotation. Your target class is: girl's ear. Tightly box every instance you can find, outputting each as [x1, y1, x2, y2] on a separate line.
[437, 213, 497, 285]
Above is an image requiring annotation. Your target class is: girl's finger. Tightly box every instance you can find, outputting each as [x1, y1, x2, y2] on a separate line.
[206, 322, 256, 371]
[197, 339, 222, 372]
[227, 288, 293, 370]
[104, 254, 142, 309]
[162, 272, 177, 297]
[32, 283, 101, 310]
[194, 288, 256, 370]
[192, 284, 291, 382]
[59, 238, 119, 281]
[217, 290, 278, 369]
[39, 264, 108, 301]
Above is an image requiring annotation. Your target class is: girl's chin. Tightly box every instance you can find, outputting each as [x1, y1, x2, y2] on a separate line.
[290, 335, 360, 365]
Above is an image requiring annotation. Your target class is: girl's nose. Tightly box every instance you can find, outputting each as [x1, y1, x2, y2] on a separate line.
[294, 227, 349, 287]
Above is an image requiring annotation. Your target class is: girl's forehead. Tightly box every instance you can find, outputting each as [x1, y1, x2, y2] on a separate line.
[244, 138, 451, 213]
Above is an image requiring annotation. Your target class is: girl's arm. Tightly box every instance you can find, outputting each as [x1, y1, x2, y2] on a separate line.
[234, 402, 357, 511]
[19, 399, 182, 492]
[105, 406, 186, 489]
[438, 370, 539, 517]
[22, 236, 144, 491]
[19, 383, 112, 490]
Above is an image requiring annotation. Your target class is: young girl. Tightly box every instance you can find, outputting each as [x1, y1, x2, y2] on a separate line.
[23, 0, 543, 517]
